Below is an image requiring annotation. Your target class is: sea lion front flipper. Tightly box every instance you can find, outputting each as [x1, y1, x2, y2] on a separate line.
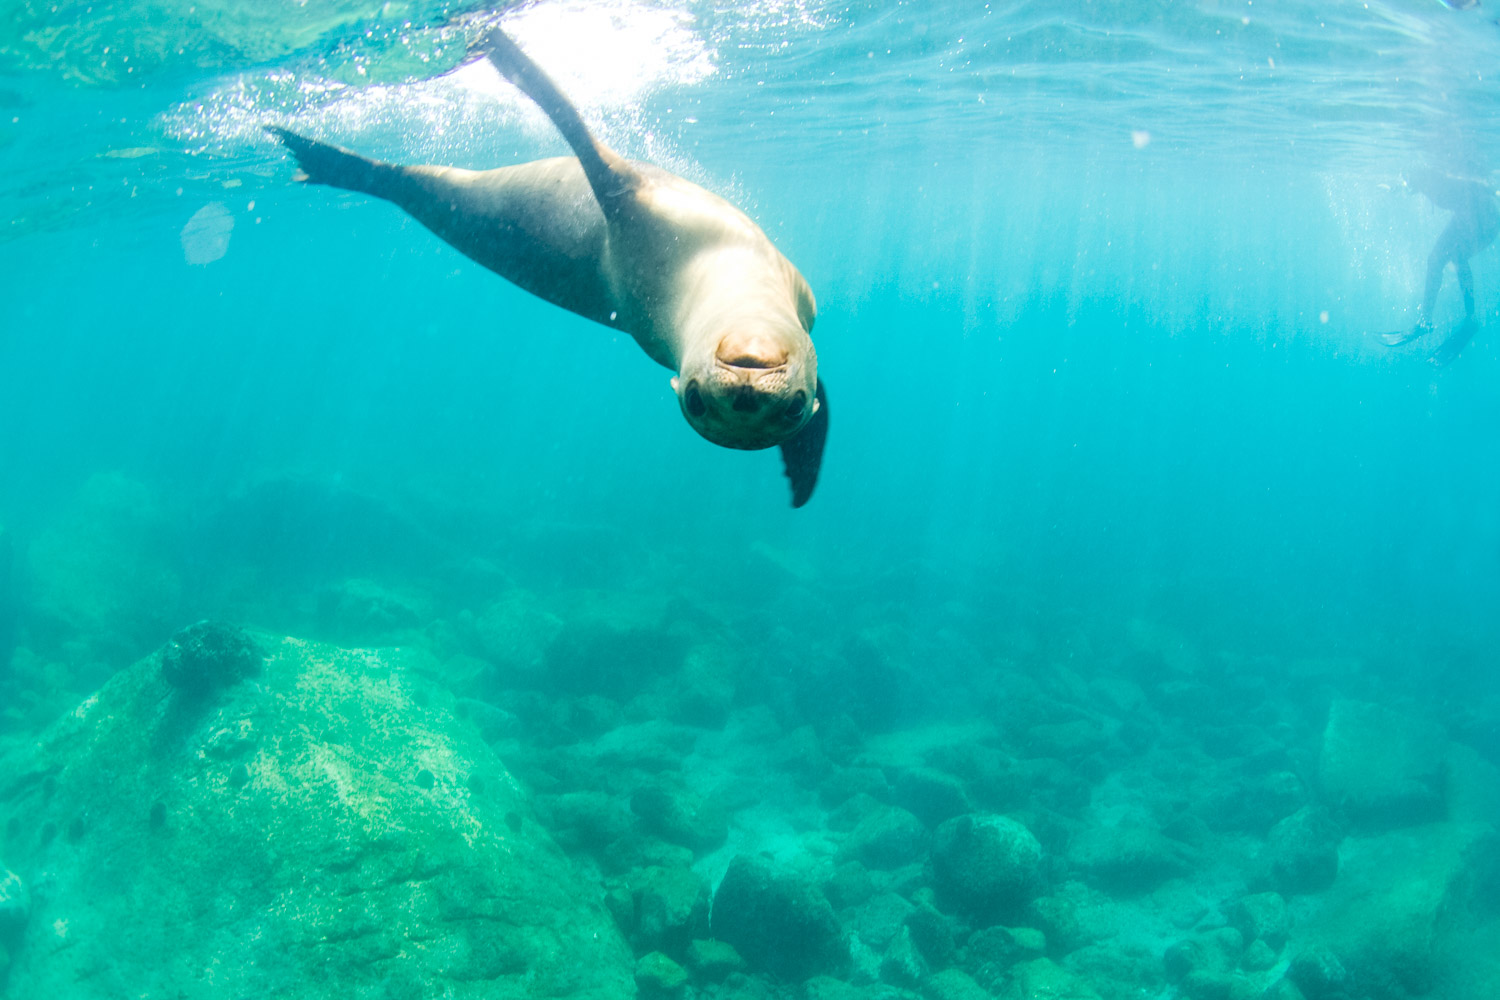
[1429, 316, 1480, 366]
[780, 381, 829, 508]
[475, 28, 640, 210]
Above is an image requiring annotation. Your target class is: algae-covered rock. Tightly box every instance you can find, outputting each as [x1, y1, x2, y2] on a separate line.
[965, 925, 1047, 988]
[1263, 807, 1341, 894]
[801, 975, 866, 1000]
[1001, 957, 1102, 1000]
[1286, 946, 1349, 1000]
[931, 813, 1042, 920]
[685, 938, 746, 981]
[890, 767, 971, 827]
[843, 804, 929, 870]
[314, 577, 430, 644]
[1164, 927, 1243, 981]
[1066, 823, 1195, 894]
[1318, 700, 1447, 830]
[1029, 880, 1121, 953]
[879, 924, 926, 986]
[1062, 940, 1168, 1000]
[710, 854, 848, 981]
[1241, 938, 1278, 972]
[542, 789, 635, 853]
[630, 782, 728, 855]
[0, 867, 26, 943]
[904, 894, 957, 968]
[852, 891, 915, 952]
[635, 951, 689, 997]
[1293, 822, 1498, 999]
[0, 635, 634, 1000]
[159, 619, 262, 697]
[624, 864, 710, 957]
[923, 968, 991, 1000]
[1230, 892, 1287, 950]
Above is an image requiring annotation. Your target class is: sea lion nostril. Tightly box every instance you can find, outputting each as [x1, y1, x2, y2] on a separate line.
[686, 386, 707, 417]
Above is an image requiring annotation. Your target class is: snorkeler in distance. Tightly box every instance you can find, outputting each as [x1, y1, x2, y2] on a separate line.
[1380, 166, 1500, 366]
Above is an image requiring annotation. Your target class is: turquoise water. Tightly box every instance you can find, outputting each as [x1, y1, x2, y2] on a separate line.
[3, 1, 1500, 998]
[5, 0, 1499, 667]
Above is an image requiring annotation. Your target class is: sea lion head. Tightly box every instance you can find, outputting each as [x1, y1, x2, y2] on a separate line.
[672, 325, 818, 450]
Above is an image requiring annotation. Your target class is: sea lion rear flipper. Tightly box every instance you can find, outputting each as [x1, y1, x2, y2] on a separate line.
[1429, 316, 1480, 366]
[267, 127, 400, 201]
[475, 28, 640, 210]
[1378, 326, 1426, 346]
[780, 380, 829, 508]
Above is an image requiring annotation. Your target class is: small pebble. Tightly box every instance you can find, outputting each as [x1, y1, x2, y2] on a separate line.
[416, 768, 436, 789]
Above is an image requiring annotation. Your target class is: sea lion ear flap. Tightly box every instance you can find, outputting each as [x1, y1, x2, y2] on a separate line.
[780, 380, 829, 508]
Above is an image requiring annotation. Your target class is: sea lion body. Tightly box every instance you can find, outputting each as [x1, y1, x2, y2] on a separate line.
[272, 29, 828, 505]
[385, 157, 814, 374]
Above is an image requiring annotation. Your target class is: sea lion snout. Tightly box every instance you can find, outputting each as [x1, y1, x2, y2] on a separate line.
[675, 327, 816, 450]
[716, 331, 790, 369]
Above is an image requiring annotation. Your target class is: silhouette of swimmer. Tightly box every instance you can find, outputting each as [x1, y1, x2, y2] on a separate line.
[1382, 167, 1500, 365]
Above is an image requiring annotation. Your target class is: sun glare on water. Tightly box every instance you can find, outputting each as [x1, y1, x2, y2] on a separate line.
[162, 0, 718, 159]
[496, 1, 716, 107]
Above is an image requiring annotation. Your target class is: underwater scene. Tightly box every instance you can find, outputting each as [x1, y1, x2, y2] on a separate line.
[3, 0, 1500, 997]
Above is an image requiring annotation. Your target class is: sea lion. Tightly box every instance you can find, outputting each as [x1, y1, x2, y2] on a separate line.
[270, 28, 828, 506]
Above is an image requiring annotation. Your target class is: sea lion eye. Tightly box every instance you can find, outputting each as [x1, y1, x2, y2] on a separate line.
[686, 385, 707, 417]
[785, 390, 807, 419]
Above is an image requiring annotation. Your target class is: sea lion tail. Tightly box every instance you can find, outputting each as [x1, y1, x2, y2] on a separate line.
[267, 126, 400, 200]
[474, 28, 637, 208]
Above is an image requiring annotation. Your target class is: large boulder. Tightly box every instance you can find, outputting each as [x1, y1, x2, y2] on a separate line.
[1291, 822, 1500, 1000]
[931, 813, 1043, 920]
[0, 635, 634, 1000]
[710, 854, 848, 981]
[1318, 700, 1447, 830]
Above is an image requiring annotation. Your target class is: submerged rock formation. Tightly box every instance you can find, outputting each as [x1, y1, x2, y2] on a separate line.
[0, 633, 634, 1000]
[710, 854, 848, 982]
[1318, 699, 1448, 830]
